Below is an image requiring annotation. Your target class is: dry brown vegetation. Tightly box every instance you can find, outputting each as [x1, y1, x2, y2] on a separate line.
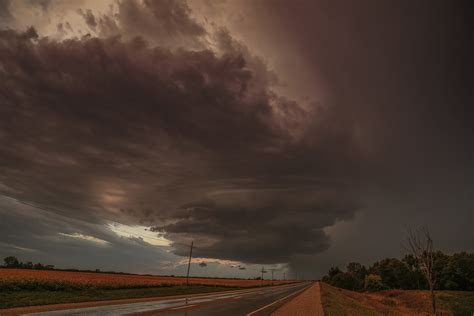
[320, 283, 474, 315]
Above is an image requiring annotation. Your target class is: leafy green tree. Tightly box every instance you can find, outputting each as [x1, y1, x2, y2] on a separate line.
[370, 258, 413, 289]
[328, 266, 342, 280]
[331, 272, 360, 291]
[402, 254, 426, 289]
[23, 261, 34, 269]
[34, 263, 45, 270]
[346, 262, 366, 290]
[4, 256, 20, 268]
[323, 250, 474, 293]
[438, 252, 474, 291]
[347, 262, 367, 277]
[364, 274, 387, 291]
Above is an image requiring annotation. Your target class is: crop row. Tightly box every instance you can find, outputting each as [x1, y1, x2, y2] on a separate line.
[0, 269, 292, 291]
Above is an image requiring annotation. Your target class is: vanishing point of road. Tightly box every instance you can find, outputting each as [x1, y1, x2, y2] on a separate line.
[24, 282, 313, 316]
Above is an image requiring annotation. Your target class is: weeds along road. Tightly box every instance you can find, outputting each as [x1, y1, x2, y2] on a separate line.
[25, 282, 312, 316]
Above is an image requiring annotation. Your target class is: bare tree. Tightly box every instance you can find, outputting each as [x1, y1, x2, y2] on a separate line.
[405, 227, 436, 315]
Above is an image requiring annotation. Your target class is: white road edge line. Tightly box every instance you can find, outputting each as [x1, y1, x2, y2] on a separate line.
[171, 304, 197, 310]
[245, 284, 312, 316]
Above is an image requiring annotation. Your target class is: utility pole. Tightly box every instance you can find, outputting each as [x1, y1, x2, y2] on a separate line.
[186, 241, 193, 286]
[260, 266, 266, 285]
[270, 269, 275, 286]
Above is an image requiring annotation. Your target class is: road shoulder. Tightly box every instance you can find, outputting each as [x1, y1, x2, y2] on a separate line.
[271, 282, 324, 316]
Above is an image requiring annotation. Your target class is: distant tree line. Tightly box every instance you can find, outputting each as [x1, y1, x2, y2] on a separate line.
[1, 256, 115, 273]
[2, 256, 55, 270]
[322, 251, 474, 292]
[1, 256, 276, 281]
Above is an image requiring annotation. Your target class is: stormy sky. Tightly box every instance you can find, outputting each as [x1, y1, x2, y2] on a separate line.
[0, 0, 472, 279]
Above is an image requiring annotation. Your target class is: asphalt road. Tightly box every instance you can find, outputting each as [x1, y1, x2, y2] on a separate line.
[28, 282, 312, 316]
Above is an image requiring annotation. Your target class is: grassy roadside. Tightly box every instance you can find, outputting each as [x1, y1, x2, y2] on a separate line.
[0, 285, 239, 309]
[320, 282, 474, 316]
[320, 283, 382, 316]
[436, 291, 474, 316]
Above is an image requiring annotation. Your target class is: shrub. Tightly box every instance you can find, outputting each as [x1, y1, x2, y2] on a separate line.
[330, 272, 360, 291]
[364, 274, 387, 291]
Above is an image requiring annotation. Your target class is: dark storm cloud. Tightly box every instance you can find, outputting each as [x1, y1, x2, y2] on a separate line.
[258, 0, 474, 170]
[242, 0, 474, 276]
[77, 9, 97, 30]
[27, 0, 51, 12]
[78, 0, 206, 49]
[0, 0, 14, 27]
[0, 14, 359, 265]
[0, 0, 53, 28]
[2, 0, 472, 277]
[154, 190, 355, 263]
[0, 197, 177, 273]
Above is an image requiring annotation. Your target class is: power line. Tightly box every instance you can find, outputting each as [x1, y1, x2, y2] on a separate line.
[186, 241, 193, 286]
[260, 266, 267, 285]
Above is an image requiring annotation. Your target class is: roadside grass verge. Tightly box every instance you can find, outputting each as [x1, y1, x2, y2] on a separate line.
[320, 283, 382, 316]
[437, 291, 474, 316]
[320, 282, 474, 316]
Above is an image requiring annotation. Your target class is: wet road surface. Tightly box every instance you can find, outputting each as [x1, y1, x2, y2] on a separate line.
[28, 282, 311, 316]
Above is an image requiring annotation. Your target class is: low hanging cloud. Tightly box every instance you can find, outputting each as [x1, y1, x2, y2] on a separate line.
[0, 196, 179, 274]
[153, 190, 356, 263]
[0, 0, 362, 266]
